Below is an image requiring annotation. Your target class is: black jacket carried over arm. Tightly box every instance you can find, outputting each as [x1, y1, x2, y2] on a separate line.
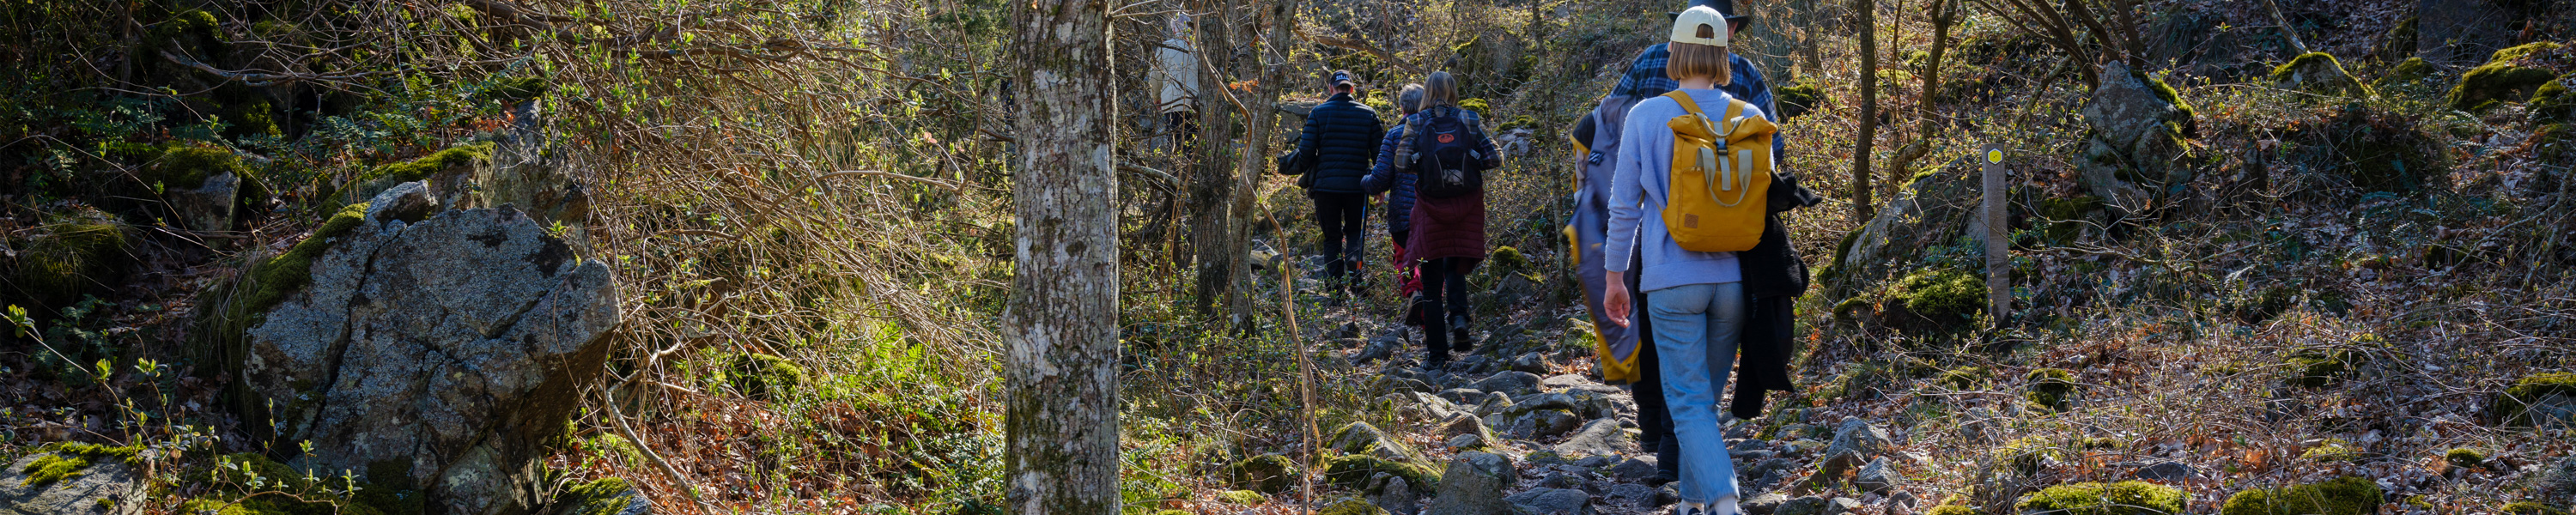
[1730, 167, 1824, 420]
[1292, 92, 1384, 194]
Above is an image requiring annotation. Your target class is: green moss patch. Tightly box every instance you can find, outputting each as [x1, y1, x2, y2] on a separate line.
[1217, 489, 1268, 505]
[2219, 476, 2381, 515]
[1927, 505, 1984, 515]
[2284, 346, 2360, 388]
[2504, 502, 2572, 515]
[2019, 481, 2187, 515]
[2037, 195, 2103, 245]
[2497, 372, 2576, 426]
[2531, 75, 2573, 124]
[1888, 269, 1986, 332]
[1776, 76, 1824, 120]
[1318, 497, 1388, 515]
[337, 143, 493, 203]
[240, 203, 373, 315]
[1938, 367, 1991, 390]
[2300, 439, 2361, 462]
[728, 353, 810, 401]
[2449, 42, 2567, 112]
[2443, 447, 2486, 468]
[553, 477, 635, 515]
[20, 442, 141, 489]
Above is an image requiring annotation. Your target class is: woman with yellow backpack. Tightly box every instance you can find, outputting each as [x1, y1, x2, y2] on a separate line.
[1600, 6, 1773, 514]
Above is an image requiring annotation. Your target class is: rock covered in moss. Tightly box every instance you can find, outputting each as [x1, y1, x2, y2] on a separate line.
[1888, 270, 1985, 332]
[2285, 345, 2362, 388]
[2272, 52, 2373, 97]
[2504, 502, 2572, 515]
[205, 192, 620, 515]
[2076, 61, 2196, 215]
[1775, 76, 1824, 121]
[1228, 454, 1299, 494]
[0, 444, 147, 515]
[1323, 454, 1442, 493]
[1217, 489, 1268, 506]
[2498, 372, 2576, 427]
[2019, 481, 2187, 515]
[2531, 75, 2574, 124]
[2317, 106, 2445, 193]
[1333, 421, 1426, 464]
[3, 205, 128, 310]
[550, 477, 648, 515]
[1322, 497, 1393, 515]
[2218, 476, 2380, 515]
[729, 353, 809, 401]
[2376, 57, 2439, 88]
[2026, 368, 2078, 411]
[2450, 42, 2567, 112]
[1425, 451, 1514, 515]
[2444, 447, 2487, 469]
[338, 142, 495, 207]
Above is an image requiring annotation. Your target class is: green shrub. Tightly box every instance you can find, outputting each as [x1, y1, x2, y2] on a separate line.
[2218, 476, 2381, 515]
[2449, 42, 2567, 111]
[728, 353, 810, 401]
[2018, 481, 2188, 515]
[2026, 368, 2077, 411]
[2497, 372, 2576, 426]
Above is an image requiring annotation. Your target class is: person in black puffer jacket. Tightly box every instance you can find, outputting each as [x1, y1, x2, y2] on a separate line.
[1291, 70, 1385, 299]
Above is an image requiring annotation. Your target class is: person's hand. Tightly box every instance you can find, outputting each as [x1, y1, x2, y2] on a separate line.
[1603, 270, 1631, 328]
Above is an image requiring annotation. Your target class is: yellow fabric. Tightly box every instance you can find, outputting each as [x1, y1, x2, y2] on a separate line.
[1658, 91, 1772, 253]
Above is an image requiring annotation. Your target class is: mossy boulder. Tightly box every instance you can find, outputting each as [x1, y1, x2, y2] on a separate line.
[15, 443, 141, 489]
[2530, 75, 2574, 124]
[1216, 489, 1268, 506]
[2497, 372, 2576, 427]
[4, 205, 130, 310]
[728, 353, 810, 401]
[1321, 454, 1441, 492]
[550, 477, 645, 515]
[337, 143, 495, 206]
[2374, 58, 2439, 88]
[1776, 75, 1824, 120]
[2449, 42, 2567, 112]
[2019, 481, 2187, 515]
[1228, 454, 1300, 494]
[1938, 367, 1993, 390]
[2318, 106, 2444, 193]
[2284, 346, 2361, 388]
[2271, 52, 2373, 97]
[2443, 447, 2486, 469]
[1319, 497, 1390, 515]
[2025, 368, 2078, 411]
[2035, 195, 2104, 245]
[2300, 439, 2361, 462]
[1886, 269, 1986, 333]
[2, 444, 148, 515]
[1928, 505, 1985, 515]
[2075, 61, 2195, 216]
[2218, 476, 2380, 515]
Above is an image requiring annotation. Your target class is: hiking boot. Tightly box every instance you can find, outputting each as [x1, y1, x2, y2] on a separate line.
[1448, 314, 1473, 353]
[1644, 470, 1679, 488]
[1421, 355, 1450, 373]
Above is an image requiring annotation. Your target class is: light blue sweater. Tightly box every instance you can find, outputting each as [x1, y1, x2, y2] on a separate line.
[1606, 88, 1757, 293]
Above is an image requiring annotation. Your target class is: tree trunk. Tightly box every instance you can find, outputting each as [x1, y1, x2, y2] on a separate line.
[1004, 0, 1121, 510]
[1224, 0, 1291, 331]
[1188, 0, 1242, 316]
[1851, 0, 1878, 223]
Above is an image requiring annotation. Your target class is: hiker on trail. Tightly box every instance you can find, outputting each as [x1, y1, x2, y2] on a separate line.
[1577, 0, 1810, 488]
[1363, 83, 1429, 331]
[1151, 15, 1199, 149]
[1393, 71, 1502, 370]
[1287, 70, 1385, 301]
[1600, 6, 1820, 513]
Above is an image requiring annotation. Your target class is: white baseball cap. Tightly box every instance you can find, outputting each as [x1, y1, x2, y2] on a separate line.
[1670, 5, 1729, 46]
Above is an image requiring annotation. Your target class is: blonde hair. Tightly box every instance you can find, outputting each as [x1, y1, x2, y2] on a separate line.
[1666, 40, 1733, 85]
[1420, 71, 1459, 110]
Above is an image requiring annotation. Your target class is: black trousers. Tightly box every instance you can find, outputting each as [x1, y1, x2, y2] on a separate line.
[1419, 257, 1473, 356]
[1312, 192, 1368, 288]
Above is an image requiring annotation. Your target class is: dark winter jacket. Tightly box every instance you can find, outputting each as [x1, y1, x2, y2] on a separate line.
[1728, 167, 1824, 419]
[1362, 126, 1419, 234]
[1293, 93, 1384, 195]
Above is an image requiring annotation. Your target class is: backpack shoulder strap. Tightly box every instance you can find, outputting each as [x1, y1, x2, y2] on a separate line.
[1661, 91, 1706, 118]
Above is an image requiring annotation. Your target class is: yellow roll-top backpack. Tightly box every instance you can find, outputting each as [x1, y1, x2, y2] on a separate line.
[1660, 90, 1774, 252]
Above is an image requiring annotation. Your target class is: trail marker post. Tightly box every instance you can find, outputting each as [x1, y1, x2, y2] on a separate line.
[1982, 144, 2010, 329]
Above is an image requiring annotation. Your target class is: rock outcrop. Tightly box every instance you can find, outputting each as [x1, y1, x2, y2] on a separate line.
[203, 184, 621, 515]
[2075, 61, 2196, 216]
[0, 448, 146, 515]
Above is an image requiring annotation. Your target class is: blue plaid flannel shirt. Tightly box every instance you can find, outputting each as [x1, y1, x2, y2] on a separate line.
[1610, 42, 1787, 163]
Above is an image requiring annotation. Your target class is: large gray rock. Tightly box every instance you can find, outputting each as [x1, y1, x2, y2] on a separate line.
[1335, 421, 1428, 464]
[2075, 61, 2196, 216]
[1608, 457, 1660, 482]
[1851, 457, 1899, 494]
[0, 452, 145, 515]
[219, 203, 620, 515]
[1425, 451, 1516, 515]
[1369, 475, 1424, 515]
[1473, 371, 1544, 397]
[1743, 492, 1792, 515]
[1775, 497, 1836, 515]
[1818, 420, 1892, 480]
[168, 172, 240, 232]
[1505, 488, 1595, 515]
[1552, 418, 1631, 458]
[1504, 409, 1583, 439]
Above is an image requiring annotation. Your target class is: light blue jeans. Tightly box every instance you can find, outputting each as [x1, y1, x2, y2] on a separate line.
[1649, 282, 1746, 503]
